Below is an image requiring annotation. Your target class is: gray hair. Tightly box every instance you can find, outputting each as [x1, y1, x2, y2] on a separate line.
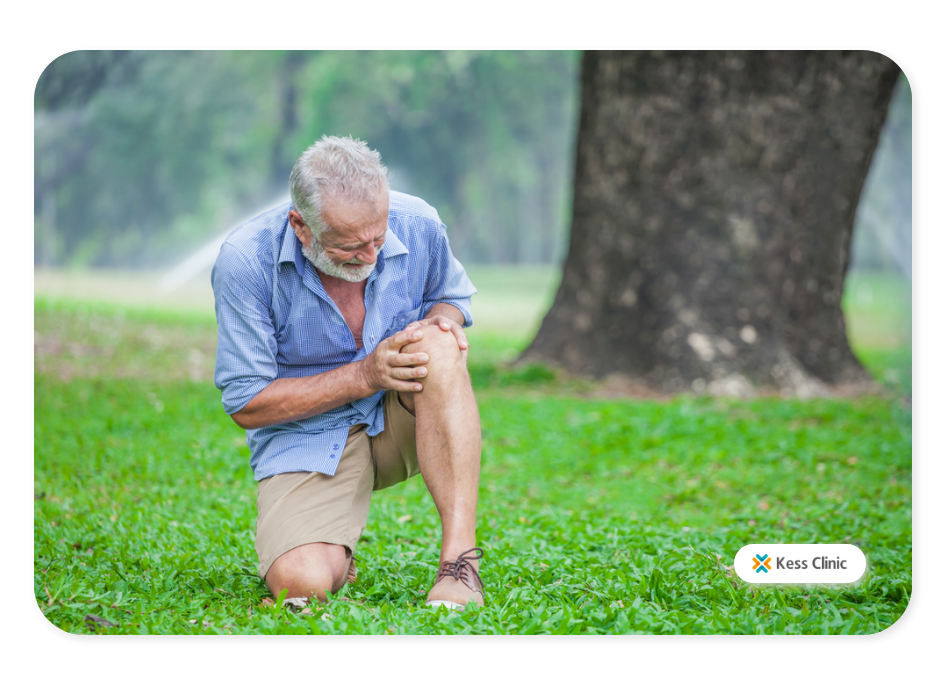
[289, 135, 390, 237]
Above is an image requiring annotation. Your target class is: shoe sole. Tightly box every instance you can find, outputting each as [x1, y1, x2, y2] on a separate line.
[427, 599, 485, 610]
[426, 600, 465, 610]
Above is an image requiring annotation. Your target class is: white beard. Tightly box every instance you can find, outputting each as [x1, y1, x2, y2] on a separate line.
[302, 240, 376, 283]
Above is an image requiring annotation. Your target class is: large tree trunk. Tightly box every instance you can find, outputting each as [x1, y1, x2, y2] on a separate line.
[522, 51, 901, 396]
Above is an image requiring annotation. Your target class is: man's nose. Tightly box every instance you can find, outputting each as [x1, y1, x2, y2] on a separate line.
[355, 243, 377, 264]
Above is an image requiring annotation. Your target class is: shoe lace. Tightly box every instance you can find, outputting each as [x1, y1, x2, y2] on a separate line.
[436, 547, 485, 591]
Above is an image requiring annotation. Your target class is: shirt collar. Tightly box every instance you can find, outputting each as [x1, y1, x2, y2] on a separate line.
[380, 227, 408, 260]
[277, 204, 307, 277]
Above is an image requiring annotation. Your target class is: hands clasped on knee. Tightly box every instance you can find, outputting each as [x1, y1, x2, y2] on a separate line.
[359, 319, 468, 396]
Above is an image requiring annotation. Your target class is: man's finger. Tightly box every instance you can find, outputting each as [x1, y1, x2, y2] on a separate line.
[389, 352, 428, 367]
[391, 366, 427, 380]
[445, 323, 470, 350]
[389, 378, 423, 392]
[390, 328, 423, 348]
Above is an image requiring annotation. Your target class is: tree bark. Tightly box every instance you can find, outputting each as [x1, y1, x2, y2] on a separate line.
[522, 51, 901, 396]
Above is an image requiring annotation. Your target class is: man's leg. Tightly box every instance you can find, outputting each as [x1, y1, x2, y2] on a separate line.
[255, 427, 375, 605]
[398, 325, 482, 578]
[264, 543, 351, 603]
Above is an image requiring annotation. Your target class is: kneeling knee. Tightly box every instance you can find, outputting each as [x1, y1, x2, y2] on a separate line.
[265, 545, 350, 601]
[267, 567, 346, 602]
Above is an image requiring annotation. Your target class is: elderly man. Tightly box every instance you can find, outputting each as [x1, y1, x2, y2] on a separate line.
[212, 135, 484, 609]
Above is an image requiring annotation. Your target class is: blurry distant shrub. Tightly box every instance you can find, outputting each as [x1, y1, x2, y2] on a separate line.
[35, 50, 579, 268]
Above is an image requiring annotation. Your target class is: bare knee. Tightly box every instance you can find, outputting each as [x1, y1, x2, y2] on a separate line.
[265, 543, 350, 602]
[401, 325, 463, 375]
[399, 326, 471, 413]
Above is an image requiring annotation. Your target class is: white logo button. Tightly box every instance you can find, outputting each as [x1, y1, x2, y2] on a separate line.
[734, 544, 867, 584]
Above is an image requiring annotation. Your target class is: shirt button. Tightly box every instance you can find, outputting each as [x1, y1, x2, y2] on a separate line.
[330, 454, 336, 459]
[333, 444, 339, 450]
[370, 336, 375, 342]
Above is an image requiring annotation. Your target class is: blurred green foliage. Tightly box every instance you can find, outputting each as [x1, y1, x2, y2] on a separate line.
[34, 50, 579, 268]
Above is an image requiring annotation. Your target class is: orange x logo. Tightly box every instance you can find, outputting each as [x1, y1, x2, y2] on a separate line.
[752, 554, 772, 572]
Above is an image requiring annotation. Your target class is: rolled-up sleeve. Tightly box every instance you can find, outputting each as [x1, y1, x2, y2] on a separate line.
[421, 224, 477, 327]
[212, 243, 278, 414]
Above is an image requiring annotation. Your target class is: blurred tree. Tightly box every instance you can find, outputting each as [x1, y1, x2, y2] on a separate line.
[522, 51, 901, 396]
[34, 50, 143, 266]
[35, 51, 278, 267]
[33, 50, 579, 268]
[288, 50, 578, 263]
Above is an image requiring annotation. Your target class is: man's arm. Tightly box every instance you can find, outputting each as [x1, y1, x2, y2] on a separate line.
[230, 327, 432, 430]
[424, 302, 466, 329]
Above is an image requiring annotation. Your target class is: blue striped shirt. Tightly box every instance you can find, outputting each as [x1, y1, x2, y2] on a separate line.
[212, 191, 476, 481]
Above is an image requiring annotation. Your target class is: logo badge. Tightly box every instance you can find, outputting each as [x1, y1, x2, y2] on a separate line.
[734, 544, 867, 584]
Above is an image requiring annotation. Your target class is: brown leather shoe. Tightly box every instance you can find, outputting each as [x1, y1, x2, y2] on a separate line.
[425, 548, 485, 609]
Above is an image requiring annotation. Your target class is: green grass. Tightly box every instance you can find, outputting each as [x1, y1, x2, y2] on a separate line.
[33, 269, 911, 634]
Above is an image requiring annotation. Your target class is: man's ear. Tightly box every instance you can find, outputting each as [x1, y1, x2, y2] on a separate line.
[288, 210, 310, 244]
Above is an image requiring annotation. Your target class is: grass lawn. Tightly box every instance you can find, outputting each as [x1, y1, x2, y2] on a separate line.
[33, 268, 911, 634]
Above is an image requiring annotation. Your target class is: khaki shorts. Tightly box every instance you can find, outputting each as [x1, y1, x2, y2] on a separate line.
[254, 391, 419, 578]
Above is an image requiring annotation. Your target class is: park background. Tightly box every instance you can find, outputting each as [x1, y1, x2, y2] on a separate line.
[34, 51, 911, 635]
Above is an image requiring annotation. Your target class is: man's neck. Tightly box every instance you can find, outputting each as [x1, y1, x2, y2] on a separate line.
[316, 270, 368, 296]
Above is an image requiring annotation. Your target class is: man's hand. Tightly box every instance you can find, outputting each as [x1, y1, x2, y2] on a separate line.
[404, 307, 470, 363]
[360, 328, 432, 393]
[233, 306, 470, 429]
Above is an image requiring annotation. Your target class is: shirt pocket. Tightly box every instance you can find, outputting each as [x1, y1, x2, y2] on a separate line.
[383, 303, 424, 339]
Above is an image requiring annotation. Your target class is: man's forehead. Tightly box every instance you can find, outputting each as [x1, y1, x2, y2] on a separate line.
[322, 192, 387, 224]
[323, 186, 388, 211]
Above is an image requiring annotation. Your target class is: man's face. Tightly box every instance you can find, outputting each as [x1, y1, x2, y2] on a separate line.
[292, 191, 389, 283]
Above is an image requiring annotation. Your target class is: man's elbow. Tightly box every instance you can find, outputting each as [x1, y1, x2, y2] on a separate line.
[230, 409, 256, 430]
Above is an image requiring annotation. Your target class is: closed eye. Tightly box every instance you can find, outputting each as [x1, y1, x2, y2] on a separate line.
[335, 231, 386, 252]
